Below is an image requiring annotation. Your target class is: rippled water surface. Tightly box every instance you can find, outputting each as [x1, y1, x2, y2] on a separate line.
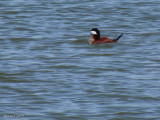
[1, 0, 160, 120]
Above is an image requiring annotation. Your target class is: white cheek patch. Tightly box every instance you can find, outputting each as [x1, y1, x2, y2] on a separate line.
[91, 31, 97, 35]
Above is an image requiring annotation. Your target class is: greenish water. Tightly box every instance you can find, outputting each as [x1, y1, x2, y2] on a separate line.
[0, 0, 160, 120]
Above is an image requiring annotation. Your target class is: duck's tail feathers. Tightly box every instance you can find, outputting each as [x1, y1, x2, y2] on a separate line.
[113, 33, 123, 42]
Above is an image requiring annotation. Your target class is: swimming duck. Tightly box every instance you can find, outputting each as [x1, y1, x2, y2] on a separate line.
[89, 28, 123, 44]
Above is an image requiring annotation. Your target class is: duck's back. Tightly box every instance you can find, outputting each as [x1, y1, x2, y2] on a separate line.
[93, 37, 113, 44]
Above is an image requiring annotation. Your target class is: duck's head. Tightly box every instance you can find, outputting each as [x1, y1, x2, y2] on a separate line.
[91, 28, 100, 37]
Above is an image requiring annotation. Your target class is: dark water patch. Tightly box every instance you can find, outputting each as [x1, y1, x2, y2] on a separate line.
[10, 38, 37, 41]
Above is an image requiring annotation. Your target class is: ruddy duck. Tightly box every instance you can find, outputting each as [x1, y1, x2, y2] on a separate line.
[89, 28, 123, 44]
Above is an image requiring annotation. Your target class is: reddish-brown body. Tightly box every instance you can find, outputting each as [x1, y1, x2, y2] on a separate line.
[90, 36, 116, 44]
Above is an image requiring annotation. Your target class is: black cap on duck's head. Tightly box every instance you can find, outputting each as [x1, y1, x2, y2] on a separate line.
[91, 28, 100, 37]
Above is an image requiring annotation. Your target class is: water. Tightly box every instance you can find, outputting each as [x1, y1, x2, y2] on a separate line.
[0, 0, 160, 119]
